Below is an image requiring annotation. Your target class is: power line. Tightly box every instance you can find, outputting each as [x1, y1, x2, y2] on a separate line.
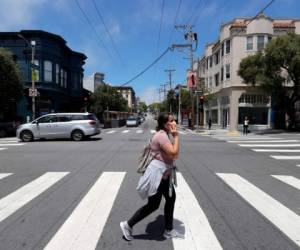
[91, 0, 126, 67]
[74, 0, 116, 64]
[156, 0, 165, 57]
[168, 0, 182, 45]
[121, 47, 171, 87]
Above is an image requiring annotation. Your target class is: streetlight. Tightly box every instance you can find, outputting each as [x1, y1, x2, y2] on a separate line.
[17, 34, 37, 120]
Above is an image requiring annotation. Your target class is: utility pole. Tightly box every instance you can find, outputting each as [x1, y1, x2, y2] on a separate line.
[165, 69, 175, 113]
[172, 24, 197, 129]
[178, 84, 182, 125]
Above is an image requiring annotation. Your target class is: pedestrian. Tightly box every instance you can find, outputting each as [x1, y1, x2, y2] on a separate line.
[208, 118, 212, 130]
[120, 112, 184, 241]
[243, 116, 249, 135]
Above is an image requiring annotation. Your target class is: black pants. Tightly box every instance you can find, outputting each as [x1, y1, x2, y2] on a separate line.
[128, 178, 176, 231]
[243, 125, 248, 135]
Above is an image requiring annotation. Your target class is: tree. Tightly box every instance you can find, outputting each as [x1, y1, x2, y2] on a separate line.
[138, 101, 147, 112]
[238, 32, 300, 129]
[90, 84, 129, 119]
[0, 48, 23, 120]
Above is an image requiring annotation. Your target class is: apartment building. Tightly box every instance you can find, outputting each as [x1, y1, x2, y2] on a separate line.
[113, 86, 136, 111]
[83, 72, 105, 93]
[197, 13, 300, 131]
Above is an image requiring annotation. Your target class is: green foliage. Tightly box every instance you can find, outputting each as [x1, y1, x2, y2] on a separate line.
[138, 101, 147, 112]
[90, 84, 129, 115]
[0, 48, 23, 118]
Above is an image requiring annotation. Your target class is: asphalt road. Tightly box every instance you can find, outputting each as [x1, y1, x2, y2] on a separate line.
[0, 116, 299, 250]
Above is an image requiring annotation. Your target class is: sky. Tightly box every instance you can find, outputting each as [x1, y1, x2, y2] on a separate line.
[0, 0, 299, 104]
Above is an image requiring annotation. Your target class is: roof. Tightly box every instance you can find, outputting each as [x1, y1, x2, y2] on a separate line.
[273, 22, 295, 28]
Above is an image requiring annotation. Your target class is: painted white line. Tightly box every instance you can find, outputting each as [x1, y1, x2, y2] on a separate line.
[239, 144, 300, 147]
[136, 130, 143, 134]
[0, 143, 25, 146]
[214, 137, 281, 140]
[173, 173, 222, 250]
[0, 148, 7, 151]
[106, 130, 116, 134]
[0, 140, 19, 143]
[0, 137, 18, 141]
[150, 130, 156, 134]
[122, 130, 130, 134]
[296, 165, 300, 168]
[253, 149, 300, 152]
[229, 140, 298, 143]
[0, 172, 69, 223]
[271, 175, 300, 191]
[270, 155, 300, 160]
[0, 173, 13, 180]
[216, 173, 300, 247]
[44, 172, 125, 250]
[178, 131, 186, 135]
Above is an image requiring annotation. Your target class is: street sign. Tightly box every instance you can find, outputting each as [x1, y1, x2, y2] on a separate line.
[29, 88, 38, 97]
[195, 90, 203, 95]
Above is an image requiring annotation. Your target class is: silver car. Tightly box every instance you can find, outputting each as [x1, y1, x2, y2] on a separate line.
[17, 113, 101, 142]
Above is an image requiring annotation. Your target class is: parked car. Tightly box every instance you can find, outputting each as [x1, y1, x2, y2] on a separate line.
[126, 116, 139, 127]
[0, 121, 20, 137]
[16, 113, 101, 142]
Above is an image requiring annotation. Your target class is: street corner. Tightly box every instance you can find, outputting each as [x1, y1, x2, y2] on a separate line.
[225, 131, 241, 136]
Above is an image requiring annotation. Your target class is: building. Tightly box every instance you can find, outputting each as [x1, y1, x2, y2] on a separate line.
[113, 86, 136, 111]
[196, 14, 300, 131]
[0, 30, 87, 121]
[83, 72, 105, 93]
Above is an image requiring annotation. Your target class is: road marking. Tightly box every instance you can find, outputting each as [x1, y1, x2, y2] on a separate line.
[44, 172, 125, 250]
[0, 143, 25, 146]
[0, 148, 8, 151]
[122, 130, 130, 133]
[229, 140, 298, 143]
[150, 130, 156, 134]
[296, 165, 300, 168]
[271, 175, 300, 191]
[173, 173, 222, 250]
[270, 155, 300, 160]
[0, 172, 69, 223]
[136, 130, 143, 134]
[0, 140, 20, 143]
[0, 137, 18, 141]
[106, 130, 116, 134]
[252, 149, 300, 152]
[239, 144, 300, 147]
[0, 173, 13, 180]
[178, 131, 186, 135]
[213, 137, 281, 140]
[216, 173, 300, 247]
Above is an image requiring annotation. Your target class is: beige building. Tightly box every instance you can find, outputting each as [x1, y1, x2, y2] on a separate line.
[114, 86, 136, 111]
[196, 14, 300, 131]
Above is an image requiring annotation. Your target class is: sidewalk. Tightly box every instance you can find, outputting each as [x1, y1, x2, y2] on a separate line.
[179, 125, 239, 136]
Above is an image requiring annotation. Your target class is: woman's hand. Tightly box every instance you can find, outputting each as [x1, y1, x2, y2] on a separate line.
[170, 121, 178, 137]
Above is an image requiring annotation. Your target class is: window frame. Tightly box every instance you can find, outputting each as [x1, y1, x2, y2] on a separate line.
[44, 60, 52, 82]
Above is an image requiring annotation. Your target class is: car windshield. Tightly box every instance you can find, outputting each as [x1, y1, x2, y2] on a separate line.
[127, 117, 137, 121]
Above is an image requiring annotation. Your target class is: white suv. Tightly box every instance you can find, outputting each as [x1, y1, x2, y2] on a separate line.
[17, 113, 101, 142]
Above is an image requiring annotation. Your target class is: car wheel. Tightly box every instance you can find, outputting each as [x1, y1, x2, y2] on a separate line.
[71, 130, 84, 141]
[20, 130, 33, 142]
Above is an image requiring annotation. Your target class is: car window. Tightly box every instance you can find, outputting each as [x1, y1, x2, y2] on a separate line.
[38, 116, 58, 123]
[57, 116, 71, 122]
[86, 114, 98, 121]
[71, 115, 85, 121]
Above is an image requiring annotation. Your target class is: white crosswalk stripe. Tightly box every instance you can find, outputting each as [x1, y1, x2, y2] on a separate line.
[177, 131, 186, 135]
[136, 130, 143, 134]
[106, 130, 116, 134]
[0, 143, 25, 146]
[150, 129, 156, 134]
[0, 173, 13, 180]
[122, 130, 130, 134]
[228, 140, 299, 143]
[174, 173, 222, 249]
[217, 173, 300, 247]
[44, 172, 125, 250]
[0, 172, 69, 223]
[252, 149, 300, 152]
[270, 155, 300, 160]
[239, 144, 300, 147]
[0, 148, 7, 151]
[271, 175, 300, 191]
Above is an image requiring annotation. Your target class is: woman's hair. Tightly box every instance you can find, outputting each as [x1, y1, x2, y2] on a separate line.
[156, 112, 170, 131]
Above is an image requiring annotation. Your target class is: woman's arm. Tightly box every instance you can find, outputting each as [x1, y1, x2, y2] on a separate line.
[161, 122, 179, 159]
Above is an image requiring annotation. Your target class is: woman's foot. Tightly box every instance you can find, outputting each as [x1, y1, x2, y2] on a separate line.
[120, 221, 133, 241]
[163, 229, 185, 239]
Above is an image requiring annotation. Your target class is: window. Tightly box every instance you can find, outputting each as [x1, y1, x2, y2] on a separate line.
[64, 71, 67, 88]
[215, 51, 219, 65]
[226, 40, 231, 54]
[56, 64, 60, 84]
[268, 36, 272, 43]
[37, 115, 57, 123]
[246, 36, 253, 50]
[44, 60, 52, 82]
[221, 43, 224, 57]
[225, 64, 230, 79]
[57, 116, 71, 122]
[60, 69, 64, 87]
[209, 77, 213, 88]
[209, 56, 213, 67]
[221, 67, 224, 81]
[257, 35, 265, 51]
[32, 59, 40, 81]
[215, 73, 219, 86]
[206, 58, 209, 69]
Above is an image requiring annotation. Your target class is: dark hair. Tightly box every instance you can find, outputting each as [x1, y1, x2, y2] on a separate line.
[156, 112, 170, 131]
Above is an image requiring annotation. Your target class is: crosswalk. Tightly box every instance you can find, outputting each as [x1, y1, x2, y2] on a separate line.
[104, 129, 187, 135]
[0, 138, 25, 152]
[0, 171, 299, 249]
[213, 134, 300, 167]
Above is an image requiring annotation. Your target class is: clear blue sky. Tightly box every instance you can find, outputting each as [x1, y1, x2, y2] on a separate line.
[0, 0, 299, 104]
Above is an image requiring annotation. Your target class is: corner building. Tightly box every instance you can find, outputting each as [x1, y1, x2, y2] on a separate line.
[197, 14, 300, 131]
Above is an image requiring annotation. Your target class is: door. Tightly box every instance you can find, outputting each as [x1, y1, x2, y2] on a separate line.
[36, 115, 58, 138]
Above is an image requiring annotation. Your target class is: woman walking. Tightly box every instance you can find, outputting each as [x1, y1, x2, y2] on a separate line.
[120, 113, 183, 241]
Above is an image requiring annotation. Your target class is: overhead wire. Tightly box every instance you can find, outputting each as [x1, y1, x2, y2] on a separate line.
[74, 0, 117, 65]
[168, 0, 182, 45]
[91, 0, 126, 67]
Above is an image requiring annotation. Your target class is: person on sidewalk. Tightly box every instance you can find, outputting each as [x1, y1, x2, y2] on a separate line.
[243, 116, 249, 135]
[120, 113, 184, 241]
[208, 118, 212, 130]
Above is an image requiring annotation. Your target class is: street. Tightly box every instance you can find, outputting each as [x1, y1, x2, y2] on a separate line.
[0, 116, 299, 250]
